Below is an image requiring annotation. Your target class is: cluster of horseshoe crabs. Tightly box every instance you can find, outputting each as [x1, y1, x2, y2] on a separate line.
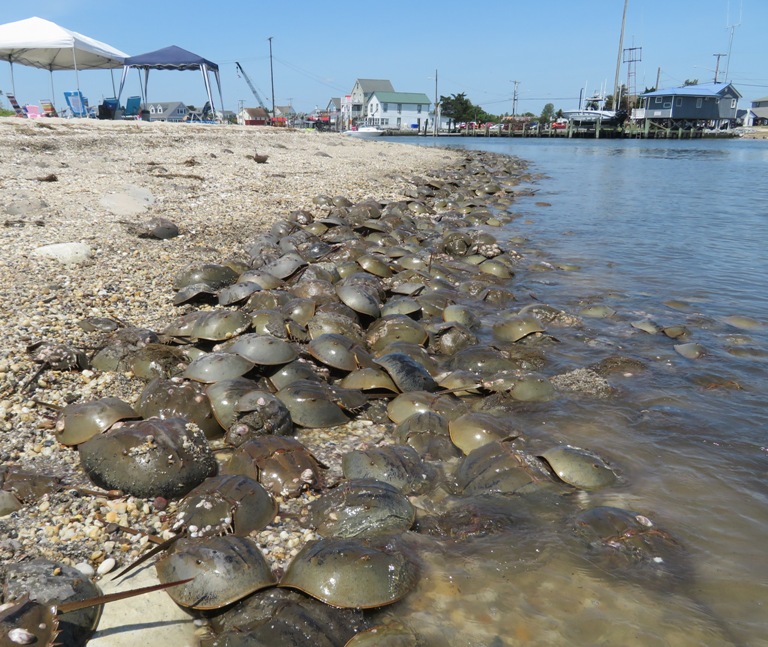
[4, 151, 694, 646]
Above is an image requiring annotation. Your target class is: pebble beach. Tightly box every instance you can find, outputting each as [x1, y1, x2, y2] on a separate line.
[0, 118, 460, 645]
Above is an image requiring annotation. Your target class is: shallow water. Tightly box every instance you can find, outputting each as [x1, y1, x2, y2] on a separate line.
[384, 136, 768, 646]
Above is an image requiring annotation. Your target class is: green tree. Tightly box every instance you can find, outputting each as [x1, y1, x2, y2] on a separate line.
[539, 103, 555, 124]
[683, 79, 699, 86]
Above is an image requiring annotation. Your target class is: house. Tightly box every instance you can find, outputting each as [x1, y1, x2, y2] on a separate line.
[239, 107, 269, 125]
[347, 79, 394, 123]
[747, 96, 768, 126]
[365, 91, 432, 131]
[639, 82, 741, 127]
[325, 97, 341, 130]
[144, 101, 189, 122]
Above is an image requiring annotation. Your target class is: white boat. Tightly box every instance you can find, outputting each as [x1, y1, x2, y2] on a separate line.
[563, 92, 625, 124]
[344, 125, 384, 136]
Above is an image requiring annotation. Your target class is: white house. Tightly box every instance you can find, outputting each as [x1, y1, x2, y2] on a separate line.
[347, 79, 394, 123]
[365, 91, 432, 131]
[144, 101, 189, 122]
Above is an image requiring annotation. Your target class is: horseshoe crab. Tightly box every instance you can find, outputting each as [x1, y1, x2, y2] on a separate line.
[175, 474, 277, 537]
[491, 313, 545, 343]
[279, 537, 418, 609]
[395, 411, 461, 461]
[225, 389, 295, 445]
[453, 441, 555, 496]
[448, 411, 519, 455]
[573, 506, 690, 585]
[538, 445, 617, 490]
[210, 588, 367, 647]
[183, 352, 255, 383]
[342, 444, 437, 495]
[308, 479, 415, 539]
[226, 333, 299, 366]
[156, 535, 276, 610]
[308, 333, 372, 372]
[174, 263, 239, 291]
[137, 377, 224, 440]
[374, 352, 438, 392]
[276, 380, 359, 429]
[55, 397, 140, 446]
[223, 436, 324, 497]
[77, 417, 217, 498]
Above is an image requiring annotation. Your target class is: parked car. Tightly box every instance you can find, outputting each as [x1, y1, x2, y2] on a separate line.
[551, 119, 568, 130]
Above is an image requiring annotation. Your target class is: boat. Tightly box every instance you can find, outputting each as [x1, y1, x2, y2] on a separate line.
[344, 125, 385, 136]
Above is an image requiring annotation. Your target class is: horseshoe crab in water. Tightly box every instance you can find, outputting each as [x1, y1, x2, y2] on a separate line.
[491, 313, 545, 343]
[208, 588, 367, 647]
[395, 410, 461, 461]
[279, 537, 419, 609]
[308, 479, 415, 539]
[222, 436, 325, 497]
[77, 417, 217, 498]
[155, 535, 276, 610]
[448, 411, 519, 455]
[452, 440, 557, 496]
[538, 445, 617, 490]
[573, 506, 690, 585]
[342, 444, 437, 495]
[174, 474, 277, 537]
[54, 397, 140, 446]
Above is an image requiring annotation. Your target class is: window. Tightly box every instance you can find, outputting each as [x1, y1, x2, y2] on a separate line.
[676, 97, 682, 107]
[696, 98, 703, 108]
[655, 97, 662, 104]
[731, 99, 737, 109]
[397, 104, 402, 113]
[417, 104, 422, 113]
[382, 103, 388, 112]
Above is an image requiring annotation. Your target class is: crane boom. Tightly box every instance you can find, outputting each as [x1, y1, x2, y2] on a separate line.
[235, 62, 271, 120]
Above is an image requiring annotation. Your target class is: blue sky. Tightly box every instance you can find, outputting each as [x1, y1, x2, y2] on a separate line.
[2, 0, 766, 116]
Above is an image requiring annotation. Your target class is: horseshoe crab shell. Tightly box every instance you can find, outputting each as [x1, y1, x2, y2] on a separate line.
[77, 417, 216, 498]
[174, 263, 239, 290]
[175, 474, 277, 537]
[448, 412, 518, 455]
[227, 333, 299, 366]
[309, 479, 415, 539]
[538, 445, 617, 490]
[156, 536, 276, 610]
[279, 537, 418, 609]
[275, 380, 350, 428]
[55, 397, 139, 446]
[491, 313, 545, 343]
[137, 378, 224, 440]
[183, 352, 255, 383]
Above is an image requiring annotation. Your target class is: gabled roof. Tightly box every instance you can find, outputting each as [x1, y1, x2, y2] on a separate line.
[327, 97, 341, 110]
[752, 96, 768, 103]
[641, 82, 741, 99]
[243, 107, 269, 118]
[355, 79, 394, 93]
[370, 91, 431, 105]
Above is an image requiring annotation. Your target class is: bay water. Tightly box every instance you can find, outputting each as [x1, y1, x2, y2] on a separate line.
[387, 136, 768, 646]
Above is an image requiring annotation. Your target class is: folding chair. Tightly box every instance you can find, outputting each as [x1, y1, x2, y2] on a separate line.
[40, 100, 59, 117]
[64, 91, 90, 118]
[25, 104, 45, 119]
[123, 96, 141, 119]
[6, 93, 27, 117]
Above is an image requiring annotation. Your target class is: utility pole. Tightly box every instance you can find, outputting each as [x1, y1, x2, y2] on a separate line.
[268, 37, 276, 124]
[511, 80, 519, 117]
[713, 53, 727, 83]
[433, 69, 438, 136]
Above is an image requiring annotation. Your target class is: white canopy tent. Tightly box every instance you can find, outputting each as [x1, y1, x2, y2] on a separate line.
[0, 16, 128, 100]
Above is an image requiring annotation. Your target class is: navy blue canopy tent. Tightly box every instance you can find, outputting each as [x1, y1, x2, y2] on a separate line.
[116, 45, 223, 118]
